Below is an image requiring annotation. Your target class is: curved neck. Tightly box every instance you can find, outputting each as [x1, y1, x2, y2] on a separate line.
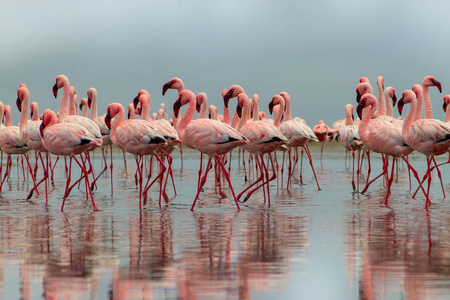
[422, 84, 433, 119]
[237, 98, 252, 131]
[90, 93, 98, 119]
[4, 106, 12, 127]
[31, 103, 39, 121]
[177, 96, 196, 142]
[402, 97, 417, 143]
[19, 92, 30, 132]
[274, 102, 285, 127]
[415, 89, 424, 121]
[69, 91, 78, 115]
[140, 96, 150, 121]
[358, 101, 376, 141]
[58, 80, 71, 120]
[223, 104, 230, 125]
[284, 96, 292, 121]
[198, 94, 208, 119]
[345, 106, 353, 125]
[110, 105, 125, 145]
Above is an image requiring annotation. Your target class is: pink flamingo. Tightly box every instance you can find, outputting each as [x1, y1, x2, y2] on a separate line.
[133, 90, 180, 203]
[196, 92, 208, 119]
[0, 103, 34, 194]
[16, 86, 50, 201]
[271, 93, 321, 190]
[86, 87, 113, 193]
[173, 89, 248, 210]
[40, 109, 101, 211]
[339, 104, 364, 192]
[235, 92, 288, 205]
[79, 97, 88, 117]
[356, 94, 424, 204]
[398, 89, 450, 205]
[105, 103, 167, 208]
[313, 120, 330, 162]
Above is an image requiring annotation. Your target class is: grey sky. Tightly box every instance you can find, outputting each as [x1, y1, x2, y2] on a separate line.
[2, 0, 450, 127]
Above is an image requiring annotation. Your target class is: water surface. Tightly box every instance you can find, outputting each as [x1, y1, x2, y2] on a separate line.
[0, 142, 449, 299]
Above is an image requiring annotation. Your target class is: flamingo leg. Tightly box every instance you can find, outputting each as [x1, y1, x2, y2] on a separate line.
[191, 157, 213, 211]
[214, 155, 240, 210]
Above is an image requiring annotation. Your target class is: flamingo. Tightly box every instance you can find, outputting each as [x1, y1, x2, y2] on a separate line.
[105, 103, 167, 208]
[39, 109, 101, 211]
[173, 89, 248, 210]
[133, 90, 180, 203]
[339, 104, 364, 193]
[196, 92, 208, 119]
[0, 103, 33, 194]
[86, 87, 113, 193]
[355, 94, 424, 204]
[235, 92, 288, 205]
[16, 86, 50, 201]
[313, 120, 330, 162]
[270, 93, 321, 190]
[398, 89, 450, 205]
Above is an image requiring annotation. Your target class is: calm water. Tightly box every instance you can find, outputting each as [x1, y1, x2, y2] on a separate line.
[0, 142, 449, 300]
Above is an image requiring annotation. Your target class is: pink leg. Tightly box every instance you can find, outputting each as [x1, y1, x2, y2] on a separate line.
[191, 157, 213, 211]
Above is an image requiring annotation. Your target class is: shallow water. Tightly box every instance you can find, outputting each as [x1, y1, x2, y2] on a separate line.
[0, 142, 449, 299]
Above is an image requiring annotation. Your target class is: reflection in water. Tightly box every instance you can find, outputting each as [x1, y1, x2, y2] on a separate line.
[0, 145, 449, 299]
[348, 193, 450, 300]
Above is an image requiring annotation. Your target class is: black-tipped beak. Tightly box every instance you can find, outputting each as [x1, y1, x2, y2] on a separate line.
[236, 102, 242, 118]
[105, 111, 112, 129]
[79, 102, 84, 111]
[223, 89, 234, 108]
[52, 83, 58, 98]
[443, 102, 447, 113]
[133, 95, 139, 108]
[196, 101, 201, 113]
[433, 79, 442, 93]
[391, 93, 397, 107]
[356, 91, 361, 103]
[162, 81, 174, 96]
[16, 97, 22, 112]
[268, 100, 274, 115]
[39, 120, 46, 137]
[397, 98, 404, 116]
[87, 98, 92, 109]
[356, 101, 365, 119]
[173, 98, 181, 118]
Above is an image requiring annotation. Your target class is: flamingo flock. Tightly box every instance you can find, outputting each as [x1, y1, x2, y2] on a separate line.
[0, 74, 449, 212]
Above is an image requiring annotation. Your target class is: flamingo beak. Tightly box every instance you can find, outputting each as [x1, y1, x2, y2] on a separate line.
[397, 98, 404, 116]
[79, 102, 84, 111]
[39, 119, 46, 137]
[87, 98, 92, 109]
[356, 91, 361, 103]
[133, 95, 139, 108]
[162, 81, 174, 96]
[268, 100, 274, 115]
[236, 102, 242, 118]
[443, 102, 447, 113]
[196, 101, 201, 113]
[52, 83, 58, 98]
[356, 101, 365, 119]
[105, 111, 112, 129]
[432, 79, 442, 93]
[16, 97, 22, 112]
[173, 98, 181, 118]
[223, 89, 234, 108]
[391, 93, 397, 107]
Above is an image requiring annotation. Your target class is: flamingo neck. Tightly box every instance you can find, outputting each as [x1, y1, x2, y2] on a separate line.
[422, 85, 433, 119]
[177, 96, 196, 142]
[90, 93, 98, 119]
[401, 98, 417, 143]
[19, 92, 30, 132]
[4, 106, 12, 127]
[252, 97, 260, 122]
[445, 103, 450, 123]
[231, 111, 240, 129]
[415, 89, 424, 121]
[345, 106, 353, 126]
[284, 96, 292, 121]
[385, 90, 393, 117]
[358, 101, 376, 141]
[110, 106, 125, 146]
[223, 104, 230, 125]
[31, 103, 39, 121]
[140, 97, 150, 121]
[58, 80, 71, 120]
[377, 80, 386, 116]
[198, 94, 208, 119]
[274, 101, 285, 127]
[237, 98, 252, 131]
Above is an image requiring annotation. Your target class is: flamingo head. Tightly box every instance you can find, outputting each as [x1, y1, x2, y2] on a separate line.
[173, 89, 195, 118]
[223, 85, 244, 108]
[356, 94, 376, 119]
[39, 109, 57, 137]
[443, 95, 450, 113]
[423, 75, 442, 93]
[53, 75, 69, 98]
[397, 90, 415, 116]
[162, 77, 184, 96]
[105, 103, 122, 129]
